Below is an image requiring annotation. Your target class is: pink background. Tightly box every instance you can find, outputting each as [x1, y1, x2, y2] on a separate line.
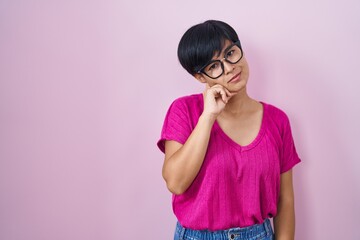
[1, 0, 359, 239]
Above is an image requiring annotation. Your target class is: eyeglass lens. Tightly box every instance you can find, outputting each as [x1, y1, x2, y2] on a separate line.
[203, 44, 242, 79]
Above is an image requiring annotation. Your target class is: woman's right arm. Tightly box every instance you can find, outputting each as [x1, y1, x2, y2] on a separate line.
[162, 84, 235, 195]
[162, 113, 216, 195]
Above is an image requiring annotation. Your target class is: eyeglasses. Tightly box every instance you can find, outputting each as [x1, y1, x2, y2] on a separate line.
[197, 41, 243, 79]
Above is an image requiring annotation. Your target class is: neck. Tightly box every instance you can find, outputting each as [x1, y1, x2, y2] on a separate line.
[222, 88, 255, 116]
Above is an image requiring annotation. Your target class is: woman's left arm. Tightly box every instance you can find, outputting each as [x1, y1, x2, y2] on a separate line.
[273, 169, 296, 240]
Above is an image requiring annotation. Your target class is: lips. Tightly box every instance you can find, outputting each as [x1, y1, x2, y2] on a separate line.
[228, 72, 241, 83]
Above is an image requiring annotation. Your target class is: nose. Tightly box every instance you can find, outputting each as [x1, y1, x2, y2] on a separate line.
[222, 59, 234, 74]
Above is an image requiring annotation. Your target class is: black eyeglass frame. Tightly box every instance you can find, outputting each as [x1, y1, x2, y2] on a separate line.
[196, 41, 243, 79]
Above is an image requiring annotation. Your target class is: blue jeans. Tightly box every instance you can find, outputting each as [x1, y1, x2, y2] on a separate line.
[174, 219, 274, 240]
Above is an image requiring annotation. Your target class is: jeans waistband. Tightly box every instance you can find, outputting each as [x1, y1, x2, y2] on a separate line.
[175, 219, 273, 240]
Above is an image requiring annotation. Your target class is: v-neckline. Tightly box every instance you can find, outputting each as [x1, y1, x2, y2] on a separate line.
[212, 101, 267, 152]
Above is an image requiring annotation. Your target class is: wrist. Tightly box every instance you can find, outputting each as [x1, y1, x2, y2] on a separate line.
[199, 112, 217, 124]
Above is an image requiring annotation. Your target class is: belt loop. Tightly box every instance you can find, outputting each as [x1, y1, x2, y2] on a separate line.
[179, 225, 186, 240]
[264, 219, 271, 235]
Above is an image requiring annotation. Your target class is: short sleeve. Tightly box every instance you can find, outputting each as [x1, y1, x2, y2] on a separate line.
[279, 114, 301, 173]
[157, 98, 192, 153]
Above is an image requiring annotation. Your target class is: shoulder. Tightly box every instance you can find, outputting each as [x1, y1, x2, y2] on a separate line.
[171, 93, 202, 105]
[262, 102, 292, 135]
[263, 102, 290, 123]
[169, 93, 203, 111]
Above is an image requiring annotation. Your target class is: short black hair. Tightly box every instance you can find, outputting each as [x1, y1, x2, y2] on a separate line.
[177, 20, 240, 76]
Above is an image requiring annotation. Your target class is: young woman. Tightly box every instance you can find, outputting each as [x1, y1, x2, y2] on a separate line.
[157, 20, 301, 240]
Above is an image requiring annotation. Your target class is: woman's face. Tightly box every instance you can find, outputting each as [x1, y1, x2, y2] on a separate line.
[195, 39, 250, 93]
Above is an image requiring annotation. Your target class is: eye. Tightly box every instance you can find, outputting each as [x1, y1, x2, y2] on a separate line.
[207, 62, 219, 71]
[227, 50, 235, 57]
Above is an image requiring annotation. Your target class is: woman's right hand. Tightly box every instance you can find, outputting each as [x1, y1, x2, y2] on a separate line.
[202, 83, 235, 119]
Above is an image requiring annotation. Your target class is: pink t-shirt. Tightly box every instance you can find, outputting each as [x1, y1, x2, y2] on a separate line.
[157, 93, 301, 231]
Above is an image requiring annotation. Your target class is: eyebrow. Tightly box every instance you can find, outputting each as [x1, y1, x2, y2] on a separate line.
[214, 43, 234, 59]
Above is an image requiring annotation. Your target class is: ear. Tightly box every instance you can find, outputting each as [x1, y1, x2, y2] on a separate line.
[194, 73, 207, 84]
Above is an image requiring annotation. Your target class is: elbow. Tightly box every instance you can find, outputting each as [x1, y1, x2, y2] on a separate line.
[279, 193, 295, 206]
[278, 195, 294, 206]
[277, 195, 295, 212]
[162, 167, 187, 195]
[163, 178, 187, 195]
[167, 182, 186, 195]
[162, 162, 189, 195]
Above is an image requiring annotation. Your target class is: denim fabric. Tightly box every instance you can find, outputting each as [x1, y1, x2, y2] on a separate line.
[174, 219, 274, 240]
